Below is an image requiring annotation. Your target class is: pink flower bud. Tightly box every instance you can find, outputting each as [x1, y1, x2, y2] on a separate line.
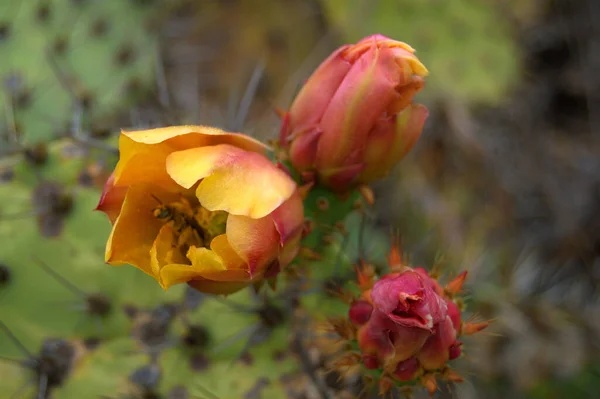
[280, 34, 428, 192]
[370, 270, 447, 330]
[348, 300, 373, 326]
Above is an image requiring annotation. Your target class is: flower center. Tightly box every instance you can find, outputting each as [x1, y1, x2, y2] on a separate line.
[151, 195, 227, 256]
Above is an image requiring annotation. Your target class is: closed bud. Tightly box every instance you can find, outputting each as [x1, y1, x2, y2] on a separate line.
[280, 34, 428, 192]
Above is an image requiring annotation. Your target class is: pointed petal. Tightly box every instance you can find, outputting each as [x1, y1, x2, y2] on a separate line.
[316, 44, 405, 170]
[95, 172, 127, 223]
[286, 46, 352, 136]
[166, 144, 296, 218]
[358, 104, 428, 183]
[287, 127, 321, 172]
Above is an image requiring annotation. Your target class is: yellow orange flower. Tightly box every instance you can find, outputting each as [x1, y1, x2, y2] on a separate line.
[96, 125, 304, 295]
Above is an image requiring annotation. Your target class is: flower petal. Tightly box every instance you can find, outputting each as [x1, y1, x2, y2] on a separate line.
[113, 126, 269, 190]
[316, 43, 403, 171]
[149, 224, 189, 277]
[271, 191, 304, 245]
[284, 46, 352, 142]
[287, 127, 322, 172]
[123, 125, 269, 152]
[158, 235, 251, 290]
[166, 144, 296, 218]
[359, 104, 430, 184]
[417, 316, 457, 370]
[226, 213, 279, 277]
[95, 172, 128, 224]
[105, 184, 181, 278]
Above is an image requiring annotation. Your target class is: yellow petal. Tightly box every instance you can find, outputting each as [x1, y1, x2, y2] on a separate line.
[113, 134, 179, 190]
[166, 144, 296, 218]
[207, 234, 248, 271]
[113, 126, 270, 190]
[165, 144, 243, 189]
[159, 236, 250, 290]
[105, 184, 181, 278]
[122, 125, 269, 153]
[159, 248, 224, 289]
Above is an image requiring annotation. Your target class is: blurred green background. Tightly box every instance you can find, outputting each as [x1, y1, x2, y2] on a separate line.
[1, 0, 599, 398]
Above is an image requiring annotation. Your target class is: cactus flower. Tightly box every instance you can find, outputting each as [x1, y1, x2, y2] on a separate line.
[279, 34, 429, 191]
[330, 239, 490, 395]
[370, 270, 447, 330]
[96, 126, 304, 295]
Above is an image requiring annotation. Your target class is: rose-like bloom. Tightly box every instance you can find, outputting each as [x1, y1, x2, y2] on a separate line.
[370, 270, 447, 330]
[355, 269, 451, 373]
[96, 125, 304, 295]
[279, 34, 429, 192]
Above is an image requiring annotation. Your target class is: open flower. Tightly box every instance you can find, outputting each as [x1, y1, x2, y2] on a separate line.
[279, 34, 429, 192]
[96, 125, 304, 295]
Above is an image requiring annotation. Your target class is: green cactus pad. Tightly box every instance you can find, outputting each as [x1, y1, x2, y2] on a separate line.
[0, 0, 157, 144]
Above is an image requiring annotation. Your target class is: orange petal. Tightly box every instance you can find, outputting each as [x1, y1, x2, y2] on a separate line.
[113, 126, 269, 190]
[226, 213, 279, 277]
[166, 144, 296, 218]
[95, 172, 128, 224]
[105, 184, 181, 278]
